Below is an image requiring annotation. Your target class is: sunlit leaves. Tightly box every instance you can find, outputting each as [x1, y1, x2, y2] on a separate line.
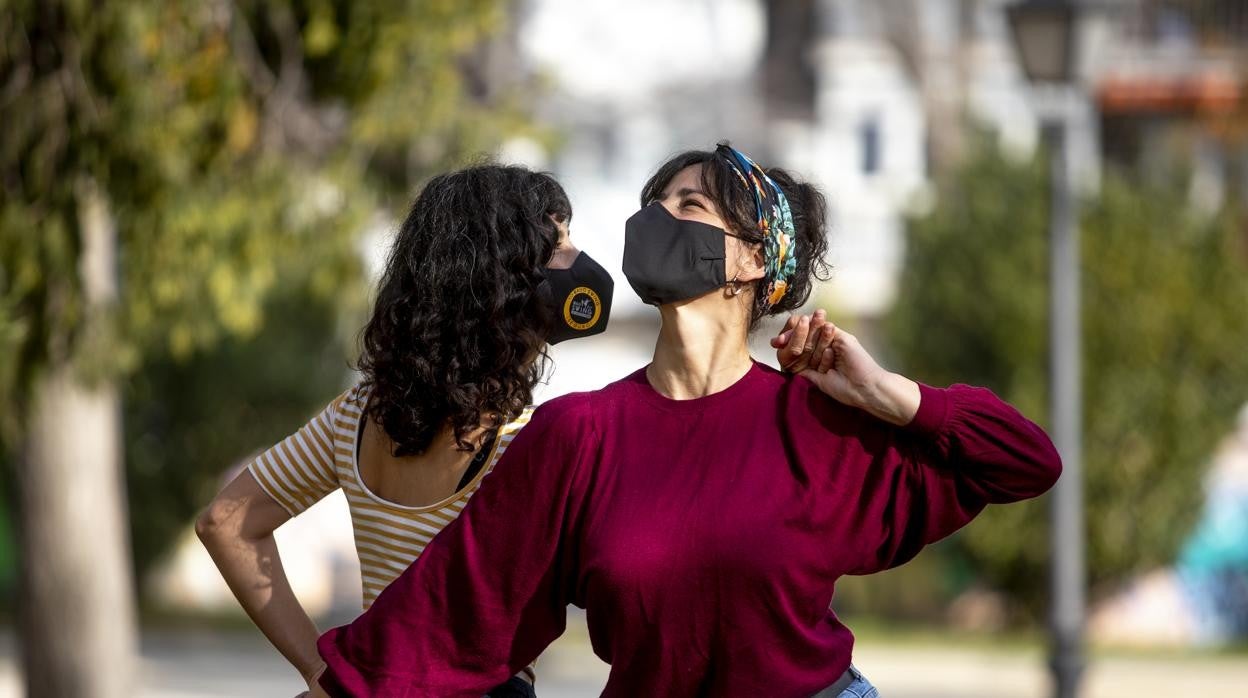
[1, 0, 528, 391]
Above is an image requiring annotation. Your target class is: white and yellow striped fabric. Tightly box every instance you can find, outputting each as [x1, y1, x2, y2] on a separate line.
[248, 383, 535, 608]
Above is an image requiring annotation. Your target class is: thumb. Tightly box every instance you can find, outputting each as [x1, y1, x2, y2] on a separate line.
[770, 330, 791, 348]
[797, 368, 824, 386]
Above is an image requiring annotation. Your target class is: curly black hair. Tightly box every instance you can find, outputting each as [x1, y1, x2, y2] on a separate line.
[358, 164, 569, 456]
[639, 143, 831, 330]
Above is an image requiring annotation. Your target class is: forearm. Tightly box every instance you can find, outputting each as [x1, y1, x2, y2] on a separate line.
[857, 371, 921, 426]
[201, 530, 325, 683]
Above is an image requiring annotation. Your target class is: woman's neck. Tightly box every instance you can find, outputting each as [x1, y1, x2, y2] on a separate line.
[647, 299, 753, 400]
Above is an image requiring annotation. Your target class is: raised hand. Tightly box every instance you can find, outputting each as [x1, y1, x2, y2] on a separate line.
[772, 311, 920, 426]
[771, 309, 835, 374]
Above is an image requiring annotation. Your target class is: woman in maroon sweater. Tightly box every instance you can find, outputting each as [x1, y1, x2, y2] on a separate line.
[313, 144, 1061, 697]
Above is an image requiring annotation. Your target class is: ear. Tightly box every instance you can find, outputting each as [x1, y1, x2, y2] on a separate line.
[735, 241, 766, 283]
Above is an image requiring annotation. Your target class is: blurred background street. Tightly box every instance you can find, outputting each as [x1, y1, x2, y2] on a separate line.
[2, 617, 1247, 697]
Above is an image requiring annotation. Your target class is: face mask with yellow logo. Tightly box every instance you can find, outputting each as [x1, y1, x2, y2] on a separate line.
[542, 251, 613, 345]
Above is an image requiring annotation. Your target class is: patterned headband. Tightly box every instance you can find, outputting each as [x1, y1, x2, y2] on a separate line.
[715, 144, 797, 308]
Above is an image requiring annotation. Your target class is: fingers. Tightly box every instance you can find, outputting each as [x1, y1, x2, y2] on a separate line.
[803, 309, 826, 357]
[770, 314, 800, 348]
[790, 314, 811, 354]
[816, 346, 835, 373]
[810, 321, 856, 375]
[775, 311, 841, 373]
[778, 314, 812, 370]
[809, 323, 836, 372]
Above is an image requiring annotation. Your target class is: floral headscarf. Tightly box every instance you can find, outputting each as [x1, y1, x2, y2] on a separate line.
[716, 144, 797, 308]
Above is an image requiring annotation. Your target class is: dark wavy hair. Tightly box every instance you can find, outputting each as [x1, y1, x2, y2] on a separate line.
[358, 164, 569, 456]
[639, 142, 831, 329]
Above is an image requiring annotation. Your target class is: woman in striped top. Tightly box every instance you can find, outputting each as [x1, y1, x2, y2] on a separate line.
[195, 164, 613, 697]
[243, 383, 533, 608]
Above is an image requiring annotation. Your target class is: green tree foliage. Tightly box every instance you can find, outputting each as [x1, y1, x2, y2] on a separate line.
[2, 0, 536, 584]
[124, 287, 349, 579]
[886, 141, 1248, 613]
[2, 0, 364, 407]
[1, 0, 534, 389]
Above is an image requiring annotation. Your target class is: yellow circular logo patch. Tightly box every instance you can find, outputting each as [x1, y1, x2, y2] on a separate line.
[562, 286, 602, 331]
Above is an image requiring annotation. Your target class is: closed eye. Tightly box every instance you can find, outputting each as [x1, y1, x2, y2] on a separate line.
[681, 198, 706, 211]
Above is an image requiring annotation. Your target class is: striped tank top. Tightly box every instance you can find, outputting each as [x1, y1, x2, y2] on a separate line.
[248, 383, 534, 608]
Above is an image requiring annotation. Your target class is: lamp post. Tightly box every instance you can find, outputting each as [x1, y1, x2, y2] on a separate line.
[1006, 2, 1084, 697]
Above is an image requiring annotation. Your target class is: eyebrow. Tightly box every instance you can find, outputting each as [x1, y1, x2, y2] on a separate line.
[667, 186, 708, 199]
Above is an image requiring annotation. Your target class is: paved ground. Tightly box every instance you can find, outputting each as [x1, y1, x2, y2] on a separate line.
[3, 617, 1246, 697]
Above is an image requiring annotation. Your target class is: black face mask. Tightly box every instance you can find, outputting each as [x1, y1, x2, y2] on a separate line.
[622, 202, 729, 306]
[543, 251, 614, 345]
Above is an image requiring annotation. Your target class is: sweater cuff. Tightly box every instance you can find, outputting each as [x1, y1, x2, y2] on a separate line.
[315, 626, 355, 697]
[905, 383, 950, 437]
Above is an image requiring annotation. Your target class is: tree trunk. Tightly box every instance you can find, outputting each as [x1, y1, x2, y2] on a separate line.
[17, 181, 135, 697]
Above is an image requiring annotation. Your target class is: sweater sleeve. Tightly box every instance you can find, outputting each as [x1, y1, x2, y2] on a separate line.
[315, 394, 597, 697]
[843, 382, 1062, 575]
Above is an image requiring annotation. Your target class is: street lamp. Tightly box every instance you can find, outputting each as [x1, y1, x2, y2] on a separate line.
[1007, 2, 1085, 698]
[1008, 1, 1077, 84]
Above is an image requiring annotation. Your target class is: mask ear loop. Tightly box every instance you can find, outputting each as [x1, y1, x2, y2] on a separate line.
[725, 230, 762, 298]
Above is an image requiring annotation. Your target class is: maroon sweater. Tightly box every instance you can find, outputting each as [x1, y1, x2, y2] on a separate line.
[318, 362, 1061, 697]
